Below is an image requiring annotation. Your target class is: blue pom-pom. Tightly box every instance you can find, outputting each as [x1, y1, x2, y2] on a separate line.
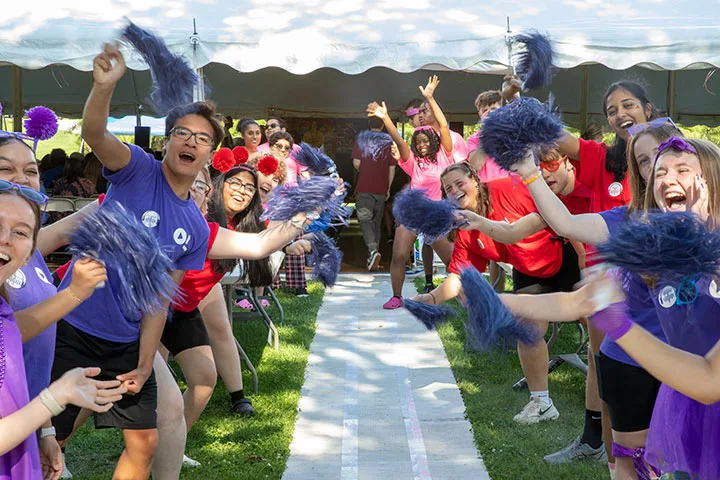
[514, 31, 555, 91]
[479, 97, 564, 171]
[122, 21, 199, 115]
[596, 211, 720, 280]
[404, 299, 456, 330]
[460, 267, 539, 351]
[356, 130, 393, 161]
[308, 231, 342, 287]
[294, 143, 338, 176]
[392, 188, 460, 243]
[261, 176, 339, 222]
[68, 201, 179, 318]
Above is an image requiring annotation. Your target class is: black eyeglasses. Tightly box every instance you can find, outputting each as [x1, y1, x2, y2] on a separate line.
[169, 127, 215, 147]
[191, 180, 211, 196]
[0, 179, 48, 205]
[225, 178, 257, 195]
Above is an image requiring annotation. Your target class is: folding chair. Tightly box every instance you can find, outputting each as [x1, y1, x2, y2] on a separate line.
[73, 197, 97, 210]
[46, 197, 76, 214]
[220, 265, 259, 393]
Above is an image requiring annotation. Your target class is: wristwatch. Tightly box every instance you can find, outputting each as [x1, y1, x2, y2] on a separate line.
[39, 427, 57, 439]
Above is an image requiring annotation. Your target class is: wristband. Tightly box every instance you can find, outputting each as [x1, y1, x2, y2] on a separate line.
[522, 171, 542, 186]
[428, 292, 436, 304]
[66, 287, 83, 303]
[39, 427, 57, 439]
[39, 388, 66, 416]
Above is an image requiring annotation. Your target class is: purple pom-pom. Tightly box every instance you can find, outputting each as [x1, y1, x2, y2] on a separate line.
[356, 130, 393, 160]
[261, 176, 340, 222]
[68, 201, 179, 318]
[479, 97, 564, 172]
[24, 106, 58, 141]
[308, 231, 342, 287]
[122, 21, 199, 115]
[392, 188, 459, 243]
[596, 211, 720, 280]
[460, 267, 539, 351]
[294, 143, 338, 176]
[405, 299, 456, 329]
[514, 31, 555, 91]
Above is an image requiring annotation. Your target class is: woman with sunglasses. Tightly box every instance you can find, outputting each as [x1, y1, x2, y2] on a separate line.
[0, 184, 128, 478]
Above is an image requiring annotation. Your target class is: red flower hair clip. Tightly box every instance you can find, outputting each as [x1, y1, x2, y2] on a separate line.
[257, 155, 279, 176]
[212, 146, 250, 173]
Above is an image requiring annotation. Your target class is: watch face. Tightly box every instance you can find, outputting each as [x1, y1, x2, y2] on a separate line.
[307, 212, 320, 221]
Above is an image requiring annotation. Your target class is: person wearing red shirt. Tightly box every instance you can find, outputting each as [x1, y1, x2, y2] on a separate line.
[413, 162, 580, 425]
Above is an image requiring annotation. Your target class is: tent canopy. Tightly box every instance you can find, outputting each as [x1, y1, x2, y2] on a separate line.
[1, 1, 719, 125]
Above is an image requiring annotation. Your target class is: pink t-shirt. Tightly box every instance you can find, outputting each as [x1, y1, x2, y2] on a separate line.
[398, 148, 455, 201]
[449, 130, 468, 163]
[258, 143, 306, 186]
[466, 131, 507, 183]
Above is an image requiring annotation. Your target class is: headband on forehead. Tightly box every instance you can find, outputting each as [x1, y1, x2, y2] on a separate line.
[656, 136, 698, 161]
[406, 107, 420, 117]
[414, 125, 434, 132]
[0, 105, 59, 152]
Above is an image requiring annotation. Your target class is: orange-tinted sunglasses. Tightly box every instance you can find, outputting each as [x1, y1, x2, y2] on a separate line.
[540, 156, 568, 172]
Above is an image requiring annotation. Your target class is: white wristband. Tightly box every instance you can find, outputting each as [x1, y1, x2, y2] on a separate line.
[39, 388, 66, 417]
[39, 427, 57, 439]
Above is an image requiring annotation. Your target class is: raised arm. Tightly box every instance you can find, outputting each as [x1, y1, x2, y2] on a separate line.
[82, 43, 131, 171]
[208, 214, 309, 260]
[419, 76, 453, 154]
[558, 131, 581, 161]
[367, 102, 411, 161]
[456, 210, 547, 244]
[511, 151, 609, 245]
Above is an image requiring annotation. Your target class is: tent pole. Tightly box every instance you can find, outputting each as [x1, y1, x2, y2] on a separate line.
[580, 65, 589, 132]
[191, 18, 205, 102]
[12, 65, 22, 132]
[667, 71, 676, 119]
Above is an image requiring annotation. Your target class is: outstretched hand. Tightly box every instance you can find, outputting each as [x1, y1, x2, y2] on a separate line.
[50, 367, 127, 413]
[419, 75, 440, 99]
[501, 74, 522, 102]
[367, 101, 388, 120]
[92, 43, 127, 88]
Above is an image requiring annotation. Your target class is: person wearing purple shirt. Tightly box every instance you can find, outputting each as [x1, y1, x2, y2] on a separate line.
[50, 42, 220, 480]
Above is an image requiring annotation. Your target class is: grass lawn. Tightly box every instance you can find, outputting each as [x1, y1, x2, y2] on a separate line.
[414, 277, 606, 480]
[64, 282, 324, 479]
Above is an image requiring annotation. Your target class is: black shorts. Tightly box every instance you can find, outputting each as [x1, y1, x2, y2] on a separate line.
[596, 351, 661, 432]
[51, 320, 158, 439]
[512, 240, 580, 294]
[161, 307, 211, 357]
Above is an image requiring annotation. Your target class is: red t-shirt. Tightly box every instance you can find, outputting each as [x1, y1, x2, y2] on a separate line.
[173, 222, 223, 312]
[351, 138, 398, 196]
[559, 180, 592, 216]
[448, 229, 507, 275]
[573, 138, 631, 213]
[486, 177, 563, 278]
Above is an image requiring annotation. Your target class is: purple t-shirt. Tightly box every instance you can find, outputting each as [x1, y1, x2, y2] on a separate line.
[598, 207, 668, 366]
[5, 249, 57, 399]
[59, 144, 209, 343]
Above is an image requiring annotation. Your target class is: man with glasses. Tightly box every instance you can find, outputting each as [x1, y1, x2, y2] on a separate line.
[51, 42, 218, 480]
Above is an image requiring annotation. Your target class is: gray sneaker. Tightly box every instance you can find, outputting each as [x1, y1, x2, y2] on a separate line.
[544, 436, 608, 464]
[367, 250, 381, 271]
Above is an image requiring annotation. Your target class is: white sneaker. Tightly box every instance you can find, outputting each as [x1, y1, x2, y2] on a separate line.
[513, 397, 559, 424]
[60, 453, 73, 478]
[183, 454, 201, 467]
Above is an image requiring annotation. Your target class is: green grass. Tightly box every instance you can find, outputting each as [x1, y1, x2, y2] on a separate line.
[64, 282, 324, 479]
[415, 277, 605, 480]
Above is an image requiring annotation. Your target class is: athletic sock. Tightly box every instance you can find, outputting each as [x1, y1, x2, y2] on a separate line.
[580, 409, 604, 449]
[229, 389, 245, 405]
[530, 390, 550, 403]
[425, 274, 433, 285]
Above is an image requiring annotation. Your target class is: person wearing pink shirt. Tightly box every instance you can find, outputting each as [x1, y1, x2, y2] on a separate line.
[257, 117, 308, 186]
[368, 76, 455, 310]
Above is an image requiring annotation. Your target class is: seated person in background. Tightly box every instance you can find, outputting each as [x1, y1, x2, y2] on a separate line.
[83, 152, 108, 194]
[581, 123, 605, 142]
[41, 149, 68, 189]
[49, 153, 98, 222]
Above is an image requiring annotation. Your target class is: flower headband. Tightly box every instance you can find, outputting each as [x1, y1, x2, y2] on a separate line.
[0, 105, 59, 152]
[212, 146, 250, 173]
[656, 136, 698, 161]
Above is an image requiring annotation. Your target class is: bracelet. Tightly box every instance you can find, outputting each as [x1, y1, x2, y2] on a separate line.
[428, 292, 436, 304]
[39, 427, 57, 439]
[66, 287, 83, 303]
[522, 171, 542, 186]
[39, 388, 66, 417]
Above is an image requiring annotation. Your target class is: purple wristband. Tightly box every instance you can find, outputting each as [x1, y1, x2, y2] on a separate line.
[592, 302, 633, 341]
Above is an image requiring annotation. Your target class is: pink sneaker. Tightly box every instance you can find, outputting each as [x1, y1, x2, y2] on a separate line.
[383, 296, 404, 310]
[235, 298, 254, 311]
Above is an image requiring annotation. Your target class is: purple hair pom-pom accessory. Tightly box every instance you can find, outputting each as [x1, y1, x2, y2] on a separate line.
[513, 31, 555, 91]
[596, 211, 720, 280]
[460, 267, 539, 351]
[68, 201, 179, 318]
[122, 21, 199, 115]
[308, 231, 342, 287]
[392, 189, 460, 243]
[356, 130, 393, 161]
[479, 97, 564, 172]
[405, 299, 457, 330]
[24, 106, 58, 144]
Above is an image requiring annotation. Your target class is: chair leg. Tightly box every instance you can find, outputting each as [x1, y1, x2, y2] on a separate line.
[234, 337, 259, 394]
[267, 287, 284, 324]
[250, 290, 279, 351]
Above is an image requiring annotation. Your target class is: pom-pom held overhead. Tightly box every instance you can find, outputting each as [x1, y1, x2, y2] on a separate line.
[356, 130, 393, 161]
[479, 97, 564, 172]
[405, 299, 457, 330]
[392, 188, 460, 243]
[121, 21, 199, 115]
[513, 31, 555, 91]
[257, 155, 279, 176]
[212, 148, 235, 173]
[24, 106, 58, 141]
[460, 267, 539, 351]
[68, 201, 179, 318]
[596, 211, 720, 280]
[308, 231, 342, 287]
[261, 176, 339, 222]
[295, 142, 338, 176]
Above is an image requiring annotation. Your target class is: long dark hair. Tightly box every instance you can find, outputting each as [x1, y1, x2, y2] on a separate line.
[207, 166, 273, 286]
[602, 81, 658, 182]
[411, 129, 441, 163]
